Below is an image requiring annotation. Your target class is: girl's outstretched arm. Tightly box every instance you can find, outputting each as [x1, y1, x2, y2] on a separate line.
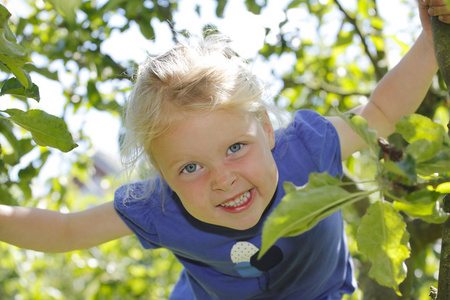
[328, 0, 448, 160]
[0, 202, 132, 253]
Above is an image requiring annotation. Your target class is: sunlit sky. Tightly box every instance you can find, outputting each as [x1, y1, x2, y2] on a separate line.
[2, 0, 422, 181]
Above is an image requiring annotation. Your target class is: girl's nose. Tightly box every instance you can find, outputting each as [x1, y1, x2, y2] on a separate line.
[211, 167, 237, 192]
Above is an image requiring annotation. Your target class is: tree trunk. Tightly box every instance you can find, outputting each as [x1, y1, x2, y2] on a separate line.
[431, 16, 450, 93]
[430, 16, 450, 300]
[437, 195, 450, 300]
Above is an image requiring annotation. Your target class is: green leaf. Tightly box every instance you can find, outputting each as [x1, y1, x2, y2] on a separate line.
[87, 79, 102, 107]
[0, 5, 29, 64]
[100, 0, 128, 13]
[334, 30, 355, 48]
[46, 0, 82, 25]
[136, 19, 155, 40]
[393, 189, 448, 224]
[18, 164, 38, 181]
[0, 49, 29, 69]
[287, 0, 303, 9]
[293, 172, 343, 191]
[0, 77, 40, 101]
[23, 63, 58, 81]
[396, 114, 445, 143]
[5, 65, 32, 90]
[0, 5, 33, 90]
[337, 110, 379, 157]
[406, 139, 442, 163]
[395, 114, 445, 162]
[0, 185, 17, 206]
[245, 0, 265, 14]
[260, 172, 371, 257]
[357, 202, 410, 295]
[283, 181, 297, 194]
[215, 0, 227, 18]
[436, 182, 450, 193]
[395, 114, 449, 171]
[0, 117, 19, 164]
[2, 109, 78, 152]
[403, 189, 441, 205]
[416, 149, 450, 176]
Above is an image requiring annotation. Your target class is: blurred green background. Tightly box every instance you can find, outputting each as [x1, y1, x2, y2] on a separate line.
[0, 0, 448, 299]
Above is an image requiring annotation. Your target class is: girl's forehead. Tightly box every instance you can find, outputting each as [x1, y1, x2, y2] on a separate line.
[182, 110, 254, 130]
[154, 110, 261, 148]
[167, 109, 258, 130]
[182, 108, 250, 119]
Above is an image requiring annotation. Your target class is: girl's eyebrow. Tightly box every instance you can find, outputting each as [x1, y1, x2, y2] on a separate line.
[167, 157, 191, 172]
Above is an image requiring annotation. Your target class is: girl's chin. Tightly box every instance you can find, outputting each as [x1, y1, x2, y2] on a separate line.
[222, 214, 263, 231]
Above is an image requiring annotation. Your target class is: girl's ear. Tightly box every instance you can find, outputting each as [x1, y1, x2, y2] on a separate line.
[262, 111, 276, 150]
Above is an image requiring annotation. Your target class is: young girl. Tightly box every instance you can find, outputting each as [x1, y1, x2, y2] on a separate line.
[1, 1, 449, 299]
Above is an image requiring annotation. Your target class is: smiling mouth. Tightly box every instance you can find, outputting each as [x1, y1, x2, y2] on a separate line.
[219, 191, 251, 208]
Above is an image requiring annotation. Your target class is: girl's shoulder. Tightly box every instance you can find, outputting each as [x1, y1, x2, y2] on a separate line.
[113, 177, 171, 219]
[275, 109, 339, 151]
[113, 177, 176, 249]
[281, 109, 334, 138]
[274, 109, 342, 175]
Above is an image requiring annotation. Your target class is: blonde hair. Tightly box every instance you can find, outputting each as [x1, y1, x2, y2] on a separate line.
[120, 32, 274, 183]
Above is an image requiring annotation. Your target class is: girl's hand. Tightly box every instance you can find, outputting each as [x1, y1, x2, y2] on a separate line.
[423, 0, 450, 24]
[418, 0, 450, 46]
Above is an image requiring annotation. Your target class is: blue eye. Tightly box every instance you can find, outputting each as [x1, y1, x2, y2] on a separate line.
[227, 143, 243, 154]
[182, 163, 201, 174]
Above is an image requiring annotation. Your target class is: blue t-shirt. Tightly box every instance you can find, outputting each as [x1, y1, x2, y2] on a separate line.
[114, 110, 356, 299]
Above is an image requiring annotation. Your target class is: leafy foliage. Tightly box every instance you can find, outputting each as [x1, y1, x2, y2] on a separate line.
[261, 112, 450, 294]
[260, 173, 373, 257]
[0, 0, 448, 299]
[1, 109, 77, 152]
[0, 5, 31, 87]
[357, 202, 410, 295]
[0, 4, 77, 153]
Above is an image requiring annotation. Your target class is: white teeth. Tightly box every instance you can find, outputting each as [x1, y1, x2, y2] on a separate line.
[220, 191, 251, 208]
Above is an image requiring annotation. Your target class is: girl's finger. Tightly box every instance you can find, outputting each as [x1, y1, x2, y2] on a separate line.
[438, 14, 450, 23]
[420, 0, 431, 7]
[428, 0, 448, 6]
[428, 5, 450, 16]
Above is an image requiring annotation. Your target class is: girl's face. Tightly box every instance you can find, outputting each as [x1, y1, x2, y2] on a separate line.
[152, 110, 278, 230]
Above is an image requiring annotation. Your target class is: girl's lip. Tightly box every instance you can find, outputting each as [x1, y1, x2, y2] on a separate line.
[218, 189, 255, 213]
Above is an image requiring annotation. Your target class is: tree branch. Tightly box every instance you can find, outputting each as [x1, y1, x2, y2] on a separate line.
[281, 74, 370, 98]
[333, 0, 386, 80]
